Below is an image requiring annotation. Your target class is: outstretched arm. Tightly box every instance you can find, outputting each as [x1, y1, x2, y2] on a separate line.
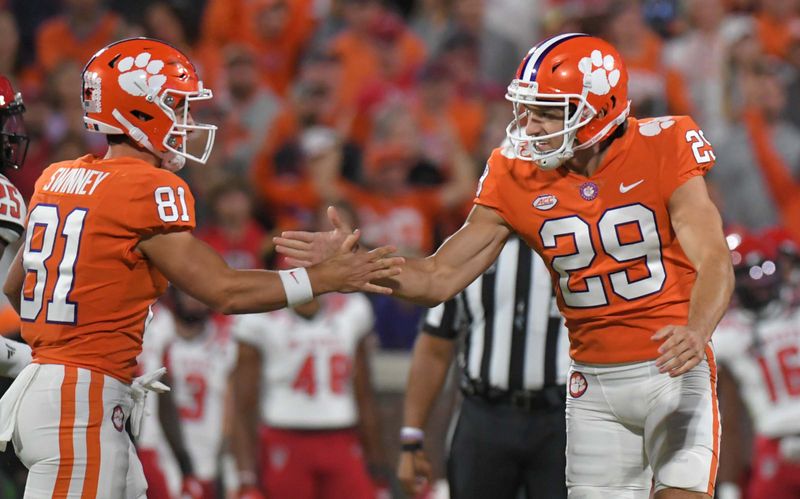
[654, 176, 734, 376]
[138, 230, 403, 314]
[275, 204, 512, 306]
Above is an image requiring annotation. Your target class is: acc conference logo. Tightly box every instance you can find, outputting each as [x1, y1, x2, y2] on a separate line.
[532, 194, 558, 211]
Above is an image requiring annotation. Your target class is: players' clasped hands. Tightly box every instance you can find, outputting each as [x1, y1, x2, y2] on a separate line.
[275, 206, 355, 268]
[315, 228, 405, 295]
[275, 205, 394, 295]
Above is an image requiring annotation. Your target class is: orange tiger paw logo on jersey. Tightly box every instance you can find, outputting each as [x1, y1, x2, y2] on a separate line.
[117, 52, 167, 97]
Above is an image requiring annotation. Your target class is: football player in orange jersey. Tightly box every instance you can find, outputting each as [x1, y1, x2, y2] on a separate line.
[0, 38, 402, 499]
[276, 33, 734, 498]
[0, 75, 32, 379]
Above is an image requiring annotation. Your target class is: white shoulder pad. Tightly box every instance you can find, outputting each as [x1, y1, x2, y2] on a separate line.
[0, 175, 25, 244]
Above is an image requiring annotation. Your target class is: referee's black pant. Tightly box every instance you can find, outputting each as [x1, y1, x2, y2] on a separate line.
[447, 390, 567, 499]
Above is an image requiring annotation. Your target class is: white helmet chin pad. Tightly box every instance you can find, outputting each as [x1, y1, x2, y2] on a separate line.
[161, 152, 186, 172]
[536, 151, 572, 170]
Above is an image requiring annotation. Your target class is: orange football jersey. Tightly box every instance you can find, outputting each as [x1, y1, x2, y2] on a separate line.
[475, 116, 715, 364]
[20, 155, 195, 383]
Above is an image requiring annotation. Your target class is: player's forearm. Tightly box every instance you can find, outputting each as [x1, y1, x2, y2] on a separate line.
[384, 210, 509, 306]
[403, 334, 456, 429]
[210, 269, 292, 315]
[356, 392, 385, 466]
[158, 389, 195, 476]
[231, 348, 262, 481]
[375, 256, 452, 307]
[231, 412, 260, 479]
[687, 255, 733, 341]
[222, 261, 366, 314]
[353, 343, 386, 466]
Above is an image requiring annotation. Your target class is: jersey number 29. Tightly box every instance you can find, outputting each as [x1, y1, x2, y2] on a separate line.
[540, 203, 665, 308]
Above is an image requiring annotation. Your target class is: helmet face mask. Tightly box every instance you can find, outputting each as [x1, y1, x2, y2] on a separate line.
[505, 33, 630, 170]
[1, 107, 29, 171]
[0, 77, 29, 171]
[157, 85, 215, 170]
[505, 81, 596, 170]
[81, 38, 217, 171]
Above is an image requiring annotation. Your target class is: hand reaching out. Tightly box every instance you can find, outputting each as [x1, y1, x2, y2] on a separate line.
[274, 206, 356, 267]
[313, 229, 404, 295]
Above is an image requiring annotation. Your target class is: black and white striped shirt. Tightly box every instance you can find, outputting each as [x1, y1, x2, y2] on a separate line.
[422, 236, 570, 391]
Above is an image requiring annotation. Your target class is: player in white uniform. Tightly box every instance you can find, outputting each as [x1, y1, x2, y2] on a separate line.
[714, 230, 800, 499]
[137, 289, 237, 499]
[134, 302, 182, 499]
[162, 290, 237, 497]
[231, 289, 385, 499]
[0, 75, 31, 378]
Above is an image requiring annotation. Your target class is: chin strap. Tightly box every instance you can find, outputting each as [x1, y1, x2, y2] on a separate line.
[111, 108, 184, 172]
[112, 109, 156, 153]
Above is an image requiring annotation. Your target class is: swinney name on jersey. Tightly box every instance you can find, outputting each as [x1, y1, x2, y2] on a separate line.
[23, 155, 196, 383]
[40, 167, 110, 195]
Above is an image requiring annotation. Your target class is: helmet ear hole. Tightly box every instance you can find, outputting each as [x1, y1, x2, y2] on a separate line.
[131, 110, 154, 121]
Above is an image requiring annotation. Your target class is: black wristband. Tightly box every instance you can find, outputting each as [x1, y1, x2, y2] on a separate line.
[401, 441, 423, 452]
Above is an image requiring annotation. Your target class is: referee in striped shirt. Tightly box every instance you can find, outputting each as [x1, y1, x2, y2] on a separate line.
[396, 235, 570, 498]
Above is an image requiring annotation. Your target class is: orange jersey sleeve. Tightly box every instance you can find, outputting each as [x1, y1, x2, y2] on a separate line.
[21, 155, 195, 383]
[655, 115, 715, 202]
[475, 117, 714, 364]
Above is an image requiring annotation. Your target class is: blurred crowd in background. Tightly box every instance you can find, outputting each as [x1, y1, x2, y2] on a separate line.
[0, 0, 799, 347]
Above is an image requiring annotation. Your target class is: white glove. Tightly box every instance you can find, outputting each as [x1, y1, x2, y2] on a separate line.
[130, 367, 170, 439]
[0, 337, 32, 378]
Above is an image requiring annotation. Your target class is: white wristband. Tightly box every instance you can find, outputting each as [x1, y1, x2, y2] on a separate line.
[278, 267, 314, 307]
[400, 426, 425, 442]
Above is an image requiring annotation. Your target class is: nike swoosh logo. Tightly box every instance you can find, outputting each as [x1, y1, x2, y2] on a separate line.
[619, 179, 644, 193]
